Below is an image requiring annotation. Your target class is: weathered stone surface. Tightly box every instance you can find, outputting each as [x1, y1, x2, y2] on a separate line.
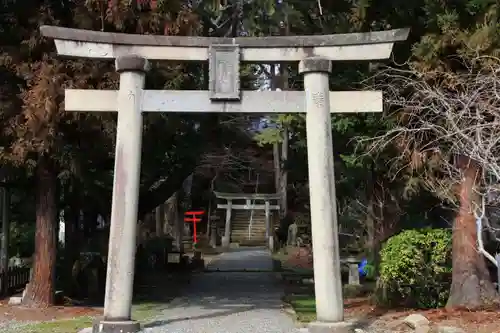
[8, 296, 22, 305]
[346, 257, 361, 286]
[115, 55, 150, 73]
[404, 313, 430, 329]
[287, 223, 298, 246]
[92, 319, 141, 333]
[415, 325, 432, 333]
[40, 25, 410, 48]
[308, 321, 354, 333]
[299, 57, 332, 74]
[65, 90, 384, 114]
[208, 44, 240, 101]
[437, 326, 466, 333]
[77, 328, 92, 333]
[343, 284, 364, 298]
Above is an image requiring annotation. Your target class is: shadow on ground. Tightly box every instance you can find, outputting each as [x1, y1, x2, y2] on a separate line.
[140, 247, 299, 332]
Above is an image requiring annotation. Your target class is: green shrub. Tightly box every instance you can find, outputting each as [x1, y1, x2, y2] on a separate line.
[375, 228, 452, 309]
[363, 263, 376, 281]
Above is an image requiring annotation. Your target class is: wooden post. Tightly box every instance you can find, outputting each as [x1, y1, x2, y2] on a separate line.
[222, 200, 232, 248]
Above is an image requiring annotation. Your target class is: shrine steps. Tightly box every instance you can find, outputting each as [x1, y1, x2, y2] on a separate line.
[230, 210, 269, 246]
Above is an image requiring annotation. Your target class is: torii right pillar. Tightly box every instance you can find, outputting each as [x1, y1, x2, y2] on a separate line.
[300, 57, 350, 333]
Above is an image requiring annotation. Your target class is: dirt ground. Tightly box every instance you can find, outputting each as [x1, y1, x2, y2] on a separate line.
[281, 247, 313, 270]
[342, 297, 500, 333]
[0, 299, 102, 323]
[0, 252, 216, 327]
[279, 247, 500, 333]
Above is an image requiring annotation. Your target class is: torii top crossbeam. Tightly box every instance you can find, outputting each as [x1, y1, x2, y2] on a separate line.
[40, 25, 409, 61]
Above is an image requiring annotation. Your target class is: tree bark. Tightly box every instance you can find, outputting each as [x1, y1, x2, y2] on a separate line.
[365, 164, 377, 265]
[280, 126, 289, 217]
[273, 143, 281, 192]
[155, 205, 163, 237]
[366, 197, 376, 258]
[63, 200, 75, 296]
[23, 155, 57, 307]
[1, 188, 10, 296]
[447, 160, 499, 309]
[278, 63, 289, 217]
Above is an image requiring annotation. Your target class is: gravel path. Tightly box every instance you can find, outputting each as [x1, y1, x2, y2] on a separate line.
[143, 247, 301, 333]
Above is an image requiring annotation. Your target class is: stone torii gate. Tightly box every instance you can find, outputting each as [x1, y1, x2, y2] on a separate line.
[40, 26, 408, 333]
[214, 191, 281, 248]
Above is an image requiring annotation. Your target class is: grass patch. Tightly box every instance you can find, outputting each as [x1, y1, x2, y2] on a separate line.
[21, 316, 94, 333]
[282, 283, 377, 324]
[19, 302, 172, 333]
[20, 302, 170, 333]
[20, 272, 189, 333]
[132, 301, 171, 321]
[284, 294, 316, 323]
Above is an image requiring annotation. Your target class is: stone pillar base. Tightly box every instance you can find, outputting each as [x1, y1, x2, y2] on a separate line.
[268, 236, 274, 252]
[91, 318, 141, 333]
[221, 236, 230, 249]
[308, 321, 353, 333]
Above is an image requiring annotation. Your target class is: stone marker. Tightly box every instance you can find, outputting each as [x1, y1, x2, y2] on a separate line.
[404, 313, 430, 329]
[346, 257, 361, 285]
[40, 25, 409, 332]
[287, 222, 298, 246]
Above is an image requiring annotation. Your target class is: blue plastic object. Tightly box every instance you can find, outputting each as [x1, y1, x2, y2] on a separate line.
[358, 258, 368, 276]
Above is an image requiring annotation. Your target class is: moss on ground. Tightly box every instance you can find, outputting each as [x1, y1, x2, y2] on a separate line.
[20, 302, 170, 333]
[283, 294, 317, 323]
[19, 271, 191, 333]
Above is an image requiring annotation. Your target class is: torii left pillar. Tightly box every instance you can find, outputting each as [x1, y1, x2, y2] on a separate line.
[95, 56, 149, 333]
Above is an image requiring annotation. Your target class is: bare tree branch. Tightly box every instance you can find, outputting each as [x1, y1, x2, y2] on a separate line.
[361, 56, 500, 238]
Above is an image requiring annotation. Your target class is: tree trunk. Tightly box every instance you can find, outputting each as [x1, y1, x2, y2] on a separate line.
[279, 63, 289, 217]
[270, 64, 282, 197]
[23, 156, 57, 307]
[446, 161, 499, 309]
[1, 188, 10, 296]
[64, 203, 75, 296]
[280, 126, 288, 217]
[155, 205, 163, 237]
[273, 143, 281, 192]
[366, 197, 376, 256]
[365, 164, 377, 265]
[64, 183, 82, 298]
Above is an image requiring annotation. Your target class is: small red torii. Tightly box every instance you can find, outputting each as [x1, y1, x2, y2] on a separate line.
[184, 210, 204, 244]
